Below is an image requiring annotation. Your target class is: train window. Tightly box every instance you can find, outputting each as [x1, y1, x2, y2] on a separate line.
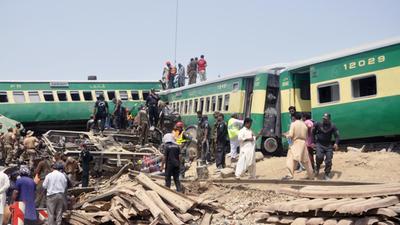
[119, 91, 128, 100]
[180, 102, 184, 114]
[95, 91, 104, 100]
[131, 91, 139, 100]
[189, 100, 193, 113]
[233, 82, 239, 91]
[199, 98, 204, 113]
[70, 91, 81, 101]
[205, 97, 210, 112]
[352, 75, 377, 98]
[142, 91, 150, 100]
[28, 91, 41, 103]
[318, 82, 340, 104]
[184, 101, 188, 114]
[300, 80, 311, 100]
[211, 96, 216, 112]
[13, 91, 25, 103]
[217, 95, 223, 111]
[176, 102, 179, 113]
[194, 99, 198, 113]
[83, 91, 93, 101]
[43, 91, 54, 102]
[107, 91, 116, 101]
[57, 91, 67, 101]
[172, 103, 175, 111]
[224, 94, 230, 111]
[0, 92, 8, 103]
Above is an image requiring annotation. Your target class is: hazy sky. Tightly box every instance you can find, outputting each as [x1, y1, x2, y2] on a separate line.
[1, 0, 399, 81]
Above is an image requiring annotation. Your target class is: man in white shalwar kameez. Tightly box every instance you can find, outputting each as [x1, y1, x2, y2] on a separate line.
[235, 118, 260, 179]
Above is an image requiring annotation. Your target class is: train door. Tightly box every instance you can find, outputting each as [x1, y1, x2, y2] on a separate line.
[292, 71, 311, 114]
[243, 78, 254, 118]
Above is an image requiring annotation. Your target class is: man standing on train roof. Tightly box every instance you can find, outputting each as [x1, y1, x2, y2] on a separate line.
[162, 61, 171, 89]
[3, 127, 15, 165]
[215, 113, 228, 170]
[93, 94, 109, 135]
[22, 130, 39, 169]
[177, 63, 186, 87]
[235, 118, 261, 179]
[227, 113, 244, 161]
[146, 89, 160, 130]
[313, 113, 340, 180]
[168, 65, 177, 89]
[197, 55, 207, 82]
[188, 58, 197, 85]
[283, 112, 314, 180]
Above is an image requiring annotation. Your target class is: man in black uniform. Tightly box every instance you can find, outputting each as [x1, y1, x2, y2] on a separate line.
[93, 94, 109, 134]
[215, 113, 228, 170]
[79, 141, 93, 187]
[313, 113, 340, 180]
[161, 133, 181, 192]
[197, 112, 211, 164]
[146, 89, 160, 129]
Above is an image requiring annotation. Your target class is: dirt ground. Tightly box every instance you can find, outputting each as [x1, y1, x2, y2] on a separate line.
[182, 151, 400, 224]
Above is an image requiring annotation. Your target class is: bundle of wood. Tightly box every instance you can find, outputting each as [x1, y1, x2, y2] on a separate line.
[252, 183, 400, 225]
[64, 173, 219, 225]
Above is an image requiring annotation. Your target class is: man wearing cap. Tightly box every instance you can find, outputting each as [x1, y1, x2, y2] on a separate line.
[22, 130, 39, 169]
[3, 128, 15, 165]
[43, 162, 68, 225]
[14, 166, 37, 224]
[0, 166, 10, 224]
[228, 113, 244, 161]
[313, 113, 340, 180]
[161, 133, 182, 192]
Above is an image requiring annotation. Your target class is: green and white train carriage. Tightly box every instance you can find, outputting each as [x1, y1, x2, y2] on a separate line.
[160, 64, 286, 154]
[280, 37, 400, 148]
[0, 80, 160, 131]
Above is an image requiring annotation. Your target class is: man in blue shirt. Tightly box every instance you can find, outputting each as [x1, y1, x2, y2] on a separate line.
[14, 166, 37, 224]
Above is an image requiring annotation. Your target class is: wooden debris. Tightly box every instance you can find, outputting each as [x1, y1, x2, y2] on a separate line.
[199, 213, 212, 225]
[147, 191, 184, 225]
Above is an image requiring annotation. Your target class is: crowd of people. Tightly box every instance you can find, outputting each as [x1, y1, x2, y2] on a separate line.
[160, 55, 208, 90]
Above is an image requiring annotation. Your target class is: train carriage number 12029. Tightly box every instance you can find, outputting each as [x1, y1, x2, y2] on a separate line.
[343, 55, 385, 70]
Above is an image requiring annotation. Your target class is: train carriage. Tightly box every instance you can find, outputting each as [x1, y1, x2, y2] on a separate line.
[280, 37, 400, 148]
[0, 80, 160, 131]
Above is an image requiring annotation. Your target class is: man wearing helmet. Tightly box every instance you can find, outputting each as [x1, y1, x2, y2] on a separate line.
[161, 133, 182, 192]
[173, 121, 191, 179]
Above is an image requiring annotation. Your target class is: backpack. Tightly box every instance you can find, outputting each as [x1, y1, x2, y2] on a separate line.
[96, 100, 107, 117]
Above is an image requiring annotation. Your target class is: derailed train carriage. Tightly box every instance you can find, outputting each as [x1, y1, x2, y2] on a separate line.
[160, 37, 400, 155]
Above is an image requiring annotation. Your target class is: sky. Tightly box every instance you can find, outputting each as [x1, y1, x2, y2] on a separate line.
[1, 0, 399, 81]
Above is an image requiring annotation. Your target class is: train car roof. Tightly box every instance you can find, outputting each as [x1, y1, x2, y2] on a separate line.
[160, 63, 287, 95]
[284, 36, 400, 71]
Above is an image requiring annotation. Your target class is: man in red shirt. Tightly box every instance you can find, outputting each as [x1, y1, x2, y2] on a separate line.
[197, 55, 207, 82]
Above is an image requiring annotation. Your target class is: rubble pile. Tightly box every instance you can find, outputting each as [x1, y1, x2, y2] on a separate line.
[64, 173, 222, 225]
[252, 183, 400, 224]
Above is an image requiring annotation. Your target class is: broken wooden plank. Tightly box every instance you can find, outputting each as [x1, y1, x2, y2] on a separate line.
[279, 216, 295, 224]
[307, 217, 325, 225]
[336, 197, 381, 214]
[199, 213, 212, 225]
[266, 216, 280, 223]
[136, 173, 196, 213]
[337, 218, 355, 225]
[135, 189, 164, 218]
[147, 191, 184, 225]
[291, 217, 308, 225]
[323, 218, 338, 225]
[366, 207, 398, 217]
[354, 217, 379, 225]
[105, 162, 134, 186]
[176, 213, 195, 223]
[73, 189, 118, 209]
[344, 196, 399, 214]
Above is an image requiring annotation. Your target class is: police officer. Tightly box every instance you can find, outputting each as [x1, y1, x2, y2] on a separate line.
[313, 113, 340, 180]
[210, 111, 220, 162]
[197, 113, 211, 165]
[79, 141, 93, 187]
[215, 113, 228, 170]
[146, 89, 160, 129]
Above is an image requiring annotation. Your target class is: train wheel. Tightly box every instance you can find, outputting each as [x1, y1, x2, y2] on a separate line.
[263, 137, 278, 154]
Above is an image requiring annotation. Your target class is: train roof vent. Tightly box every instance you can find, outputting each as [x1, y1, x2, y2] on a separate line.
[88, 75, 97, 80]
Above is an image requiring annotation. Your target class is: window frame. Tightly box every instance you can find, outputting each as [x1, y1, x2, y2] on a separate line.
[194, 99, 198, 113]
[217, 95, 223, 111]
[142, 91, 150, 100]
[70, 91, 81, 101]
[199, 98, 204, 113]
[317, 82, 340, 104]
[205, 97, 210, 112]
[224, 94, 230, 111]
[188, 100, 193, 114]
[211, 96, 216, 112]
[57, 91, 68, 102]
[184, 100, 188, 114]
[95, 91, 104, 100]
[351, 75, 377, 99]
[28, 91, 41, 103]
[43, 91, 55, 102]
[0, 92, 9, 103]
[83, 91, 93, 101]
[131, 90, 140, 100]
[119, 90, 128, 101]
[107, 91, 116, 101]
[13, 91, 26, 103]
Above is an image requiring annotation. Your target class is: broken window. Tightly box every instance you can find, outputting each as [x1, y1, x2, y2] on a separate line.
[217, 95, 223, 111]
[352, 75, 377, 98]
[318, 83, 340, 104]
[13, 91, 25, 103]
[28, 91, 41, 103]
[131, 91, 139, 100]
[71, 91, 81, 101]
[43, 91, 54, 102]
[224, 94, 230, 111]
[57, 91, 67, 101]
[83, 91, 93, 101]
[0, 92, 8, 103]
[119, 91, 128, 100]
